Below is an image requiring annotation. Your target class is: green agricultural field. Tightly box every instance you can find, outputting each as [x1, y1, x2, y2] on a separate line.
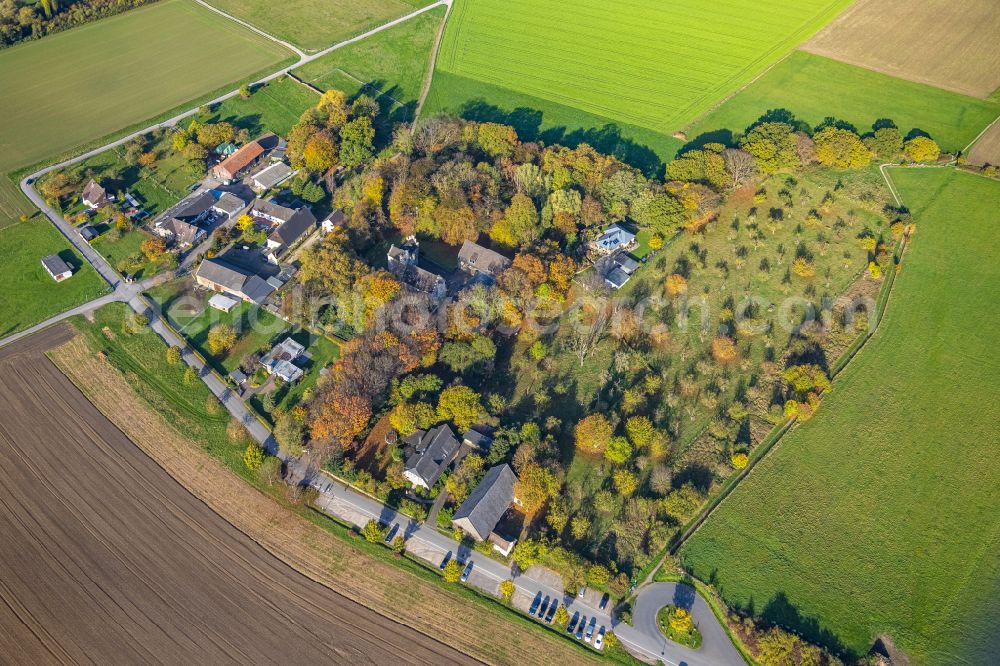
[0, 0, 291, 223]
[434, 0, 851, 141]
[681, 169, 1000, 663]
[205, 0, 436, 51]
[0, 220, 109, 336]
[293, 7, 445, 122]
[686, 51, 1000, 153]
[209, 77, 320, 138]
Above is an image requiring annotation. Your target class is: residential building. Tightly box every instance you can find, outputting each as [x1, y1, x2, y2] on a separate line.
[251, 162, 294, 193]
[387, 237, 447, 299]
[41, 254, 72, 281]
[265, 208, 317, 264]
[212, 140, 265, 183]
[81, 179, 109, 209]
[321, 209, 346, 234]
[403, 424, 462, 489]
[604, 252, 641, 289]
[261, 337, 306, 383]
[251, 199, 296, 227]
[195, 257, 275, 305]
[211, 191, 247, 219]
[172, 191, 216, 225]
[452, 464, 519, 543]
[590, 223, 637, 255]
[154, 217, 204, 247]
[458, 240, 511, 280]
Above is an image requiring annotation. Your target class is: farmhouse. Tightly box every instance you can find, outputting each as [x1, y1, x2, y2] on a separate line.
[41, 254, 72, 281]
[403, 424, 462, 489]
[265, 208, 317, 264]
[252, 199, 296, 227]
[251, 162, 294, 193]
[261, 337, 306, 383]
[591, 223, 637, 255]
[452, 464, 519, 552]
[155, 217, 204, 247]
[387, 238, 446, 299]
[195, 256, 275, 305]
[458, 240, 511, 281]
[211, 191, 248, 219]
[212, 139, 265, 183]
[81, 179, 109, 209]
[604, 252, 640, 289]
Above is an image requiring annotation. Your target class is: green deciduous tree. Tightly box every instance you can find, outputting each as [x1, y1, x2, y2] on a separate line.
[813, 126, 872, 168]
[740, 122, 799, 174]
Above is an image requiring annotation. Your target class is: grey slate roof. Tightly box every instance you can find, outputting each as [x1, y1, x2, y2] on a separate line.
[41, 254, 71, 276]
[404, 424, 461, 488]
[81, 179, 107, 206]
[605, 266, 632, 289]
[614, 253, 640, 274]
[268, 208, 317, 248]
[174, 191, 216, 222]
[196, 257, 274, 304]
[252, 199, 297, 224]
[462, 429, 493, 451]
[79, 225, 98, 242]
[212, 191, 247, 216]
[159, 217, 203, 245]
[452, 464, 517, 541]
[458, 241, 511, 277]
[252, 162, 294, 190]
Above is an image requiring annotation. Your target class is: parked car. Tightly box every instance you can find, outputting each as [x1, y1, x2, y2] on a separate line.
[599, 593, 610, 610]
[537, 596, 550, 618]
[585, 618, 596, 644]
[439, 552, 451, 569]
[384, 524, 398, 543]
[567, 612, 580, 634]
[594, 627, 606, 650]
[544, 601, 557, 624]
[576, 616, 586, 639]
[578, 585, 587, 598]
[529, 592, 542, 616]
[460, 561, 473, 583]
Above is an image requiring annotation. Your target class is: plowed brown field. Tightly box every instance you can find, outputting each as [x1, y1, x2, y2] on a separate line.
[0, 326, 472, 665]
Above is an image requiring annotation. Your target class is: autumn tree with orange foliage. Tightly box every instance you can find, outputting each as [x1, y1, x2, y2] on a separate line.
[311, 394, 372, 445]
[711, 336, 738, 365]
[666, 273, 688, 299]
[575, 414, 613, 456]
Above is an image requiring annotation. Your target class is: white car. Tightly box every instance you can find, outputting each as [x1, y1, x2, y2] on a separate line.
[585, 618, 596, 643]
[594, 627, 605, 650]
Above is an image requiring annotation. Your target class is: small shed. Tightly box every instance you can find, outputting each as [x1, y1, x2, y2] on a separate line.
[209, 293, 240, 313]
[41, 254, 73, 281]
[78, 225, 99, 242]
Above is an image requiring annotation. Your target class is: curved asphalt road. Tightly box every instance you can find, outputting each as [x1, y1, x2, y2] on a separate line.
[631, 582, 745, 666]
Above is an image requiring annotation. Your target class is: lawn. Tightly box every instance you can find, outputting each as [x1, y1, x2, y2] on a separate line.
[91, 228, 175, 280]
[147, 279, 289, 375]
[0, 219, 109, 337]
[205, 0, 436, 51]
[435, 0, 852, 134]
[0, 0, 292, 225]
[681, 169, 1000, 663]
[685, 51, 1000, 153]
[293, 6, 445, 123]
[250, 331, 340, 422]
[208, 76, 320, 138]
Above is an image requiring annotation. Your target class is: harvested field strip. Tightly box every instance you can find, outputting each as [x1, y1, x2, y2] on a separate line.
[0, 327, 472, 665]
[49, 329, 605, 665]
[966, 118, 1000, 167]
[802, 0, 1000, 98]
[438, 0, 853, 130]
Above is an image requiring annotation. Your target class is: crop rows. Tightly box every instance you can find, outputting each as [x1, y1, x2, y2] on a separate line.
[439, 0, 852, 130]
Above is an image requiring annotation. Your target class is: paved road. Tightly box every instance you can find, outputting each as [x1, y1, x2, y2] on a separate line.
[2, 2, 745, 662]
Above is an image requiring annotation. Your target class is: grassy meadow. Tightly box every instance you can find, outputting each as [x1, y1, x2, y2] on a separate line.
[0, 0, 291, 222]
[0, 220, 109, 336]
[293, 6, 445, 122]
[206, 0, 436, 51]
[436, 0, 852, 134]
[681, 169, 1000, 663]
[686, 51, 1000, 153]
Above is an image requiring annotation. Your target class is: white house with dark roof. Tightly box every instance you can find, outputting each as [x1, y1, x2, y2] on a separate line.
[604, 252, 641, 289]
[251, 199, 297, 227]
[81, 179, 109, 209]
[195, 256, 275, 305]
[41, 254, 72, 281]
[265, 208, 317, 264]
[211, 191, 247, 219]
[260, 337, 306, 383]
[387, 237, 446, 300]
[452, 464, 519, 546]
[590, 223, 637, 255]
[250, 162, 294, 193]
[403, 424, 462, 489]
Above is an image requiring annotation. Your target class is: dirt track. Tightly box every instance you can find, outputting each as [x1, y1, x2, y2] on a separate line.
[0, 326, 473, 665]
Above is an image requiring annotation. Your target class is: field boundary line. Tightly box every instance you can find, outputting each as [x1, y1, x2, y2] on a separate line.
[413, 0, 453, 122]
[194, 0, 305, 57]
[962, 112, 1000, 156]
